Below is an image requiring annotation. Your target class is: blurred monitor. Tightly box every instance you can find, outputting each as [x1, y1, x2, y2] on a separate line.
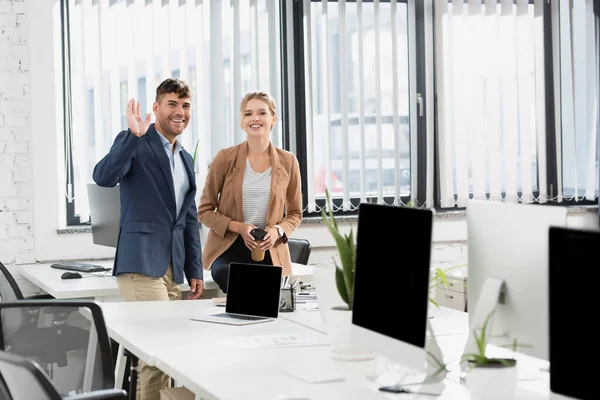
[549, 226, 598, 400]
[351, 202, 433, 374]
[87, 183, 120, 248]
[466, 199, 568, 361]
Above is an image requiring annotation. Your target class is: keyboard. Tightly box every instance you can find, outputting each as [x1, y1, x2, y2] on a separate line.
[50, 261, 111, 273]
[212, 313, 268, 321]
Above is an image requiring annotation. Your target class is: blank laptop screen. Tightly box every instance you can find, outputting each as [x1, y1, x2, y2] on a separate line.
[225, 263, 283, 318]
[353, 203, 433, 348]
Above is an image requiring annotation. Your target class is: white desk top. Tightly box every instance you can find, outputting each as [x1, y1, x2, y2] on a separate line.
[98, 300, 553, 400]
[17, 261, 313, 301]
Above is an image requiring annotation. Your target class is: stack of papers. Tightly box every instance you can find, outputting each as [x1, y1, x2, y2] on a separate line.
[218, 333, 329, 349]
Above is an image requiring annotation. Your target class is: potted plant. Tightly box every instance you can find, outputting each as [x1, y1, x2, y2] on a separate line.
[319, 190, 375, 360]
[461, 311, 528, 399]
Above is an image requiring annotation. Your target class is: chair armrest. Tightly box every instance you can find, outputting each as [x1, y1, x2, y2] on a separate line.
[25, 293, 55, 300]
[65, 389, 128, 400]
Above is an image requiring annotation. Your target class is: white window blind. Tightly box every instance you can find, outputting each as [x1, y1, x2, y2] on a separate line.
[302, 0, 413, 213]
[556, 0, 599, 202]
[434, 0, 547, 207]
[65, 0, 282, 222]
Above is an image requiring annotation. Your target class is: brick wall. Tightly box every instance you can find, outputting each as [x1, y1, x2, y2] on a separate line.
[0, 0, 37, 296]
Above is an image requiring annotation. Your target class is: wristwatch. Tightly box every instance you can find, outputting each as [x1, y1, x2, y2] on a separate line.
[273, 225, 284, 238]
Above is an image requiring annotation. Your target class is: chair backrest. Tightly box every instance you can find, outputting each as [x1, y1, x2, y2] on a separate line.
[0, 262, 24, 301]
[0, 350, 62, 400]
[0, 300, 116, 396]
[288, 238, 311, 265]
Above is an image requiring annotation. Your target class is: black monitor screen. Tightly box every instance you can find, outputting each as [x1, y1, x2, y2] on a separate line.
[352, 203, 433, 348]
[549, 226, 599, 400]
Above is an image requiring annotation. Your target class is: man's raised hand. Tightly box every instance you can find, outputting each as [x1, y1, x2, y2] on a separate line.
[127, 99, 152, 137]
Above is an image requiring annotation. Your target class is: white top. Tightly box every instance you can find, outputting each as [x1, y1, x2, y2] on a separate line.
[242, 159, 271, 228]
[155, 129, 190, 219]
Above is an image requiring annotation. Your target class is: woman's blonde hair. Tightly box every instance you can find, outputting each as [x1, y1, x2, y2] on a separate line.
[239, 91, 277, 120]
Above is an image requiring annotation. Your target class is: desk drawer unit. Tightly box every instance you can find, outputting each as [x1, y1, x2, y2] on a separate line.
[436, 276, 467, 311]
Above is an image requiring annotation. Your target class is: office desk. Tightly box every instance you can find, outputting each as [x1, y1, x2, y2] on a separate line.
[98, 300, 553, 400]
[17, 261, 314, 301]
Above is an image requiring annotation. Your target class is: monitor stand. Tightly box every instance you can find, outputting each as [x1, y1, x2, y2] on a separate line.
[459, 278, 549, 377]
[372, 321, 447, 392]
[462, 277, 505, 359]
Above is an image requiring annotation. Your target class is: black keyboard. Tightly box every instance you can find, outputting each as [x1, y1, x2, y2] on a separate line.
[212, 313, 268, 321]
[50, 261, 111, 273]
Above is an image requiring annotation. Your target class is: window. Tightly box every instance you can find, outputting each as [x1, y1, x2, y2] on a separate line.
[555, 0, 599, 202]
[293, 0, 416, 214]
[434, 0, 546, 207]
[61, 0, 282, 225]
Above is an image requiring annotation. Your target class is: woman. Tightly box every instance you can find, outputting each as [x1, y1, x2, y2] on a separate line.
[197, 91, 303, 293]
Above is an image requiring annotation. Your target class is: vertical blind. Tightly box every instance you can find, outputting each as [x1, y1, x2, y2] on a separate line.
[301, 0, 413, 213]
[65, 0, 282, 221]
[434, 0, 547, 207]
[556, 0, 599, 202]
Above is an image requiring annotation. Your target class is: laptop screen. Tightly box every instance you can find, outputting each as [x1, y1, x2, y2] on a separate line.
[225, 263, 283, 318]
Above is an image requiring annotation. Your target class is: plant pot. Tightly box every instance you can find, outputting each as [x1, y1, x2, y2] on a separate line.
[325, 306, 375, 361]
[465, 358, 517, 399]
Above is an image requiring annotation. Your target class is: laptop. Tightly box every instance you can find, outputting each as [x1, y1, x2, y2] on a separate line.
[191, 262, 283, 326]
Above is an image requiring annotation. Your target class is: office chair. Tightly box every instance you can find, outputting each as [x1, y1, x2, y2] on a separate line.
[0, 300, 122, 397]
[287, 238, 311, 265]
[0, 350, 126, 400]
[0, 261, 54, 301]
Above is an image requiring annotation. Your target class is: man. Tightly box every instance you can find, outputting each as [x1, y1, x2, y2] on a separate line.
[93, 78, 203, 400]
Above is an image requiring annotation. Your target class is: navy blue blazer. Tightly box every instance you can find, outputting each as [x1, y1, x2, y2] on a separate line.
[92, 124, 203, 284]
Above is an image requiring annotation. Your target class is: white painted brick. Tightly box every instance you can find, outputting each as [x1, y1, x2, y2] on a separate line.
[8, 224, 28, 237]
[16, 182, 32, 197]
[5, 139, 27, 154]
[0, 169, 11, 182]
[11, 43, 27, 58]
[15, 211, 31, 224]
[10, 99, 28, 113]
[12, 2, 26, 14]
[0, 251, 15, 264]
[0, 13, 17, 26]
[0, 3, 12, 13]
[4, 198, 28, 210]
[0, 211, 15, 224]
[12, 168, 30, 182]
[0, 156, 14, 168]
[16, 251, 35, 264]
[0, 182, 18, 196]
[11, 237, 33, 251]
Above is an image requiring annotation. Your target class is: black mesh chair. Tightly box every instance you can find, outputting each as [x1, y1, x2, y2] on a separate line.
[0, 261, 54, 302]
[288, 238, 311, 265]
[0, 350, 126, 400]
[0, 300, 122, 398]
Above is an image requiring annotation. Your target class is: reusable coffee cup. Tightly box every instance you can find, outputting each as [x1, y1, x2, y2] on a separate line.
[250, 228, 267, 262]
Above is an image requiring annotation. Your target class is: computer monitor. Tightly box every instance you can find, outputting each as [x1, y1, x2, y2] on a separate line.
[549, 226, 598, 400]
[87, 183, 120, 248]
[351, 202, 434, 374]
[466, 199, 568, 361]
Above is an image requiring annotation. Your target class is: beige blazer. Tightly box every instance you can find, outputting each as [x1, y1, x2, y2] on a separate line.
[197, 141, 303, 276]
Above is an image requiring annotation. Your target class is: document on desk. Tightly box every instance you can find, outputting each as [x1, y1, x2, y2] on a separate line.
[218, 333, 329, 350]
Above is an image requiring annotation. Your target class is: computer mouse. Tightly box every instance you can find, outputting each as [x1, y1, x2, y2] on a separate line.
[61, 272, 82, 279]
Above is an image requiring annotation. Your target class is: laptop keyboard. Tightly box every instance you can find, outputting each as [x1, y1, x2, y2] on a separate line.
[212, 313, 268, 321]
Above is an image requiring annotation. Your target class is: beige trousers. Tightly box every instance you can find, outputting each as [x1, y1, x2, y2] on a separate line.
[116, 265, 181, 400]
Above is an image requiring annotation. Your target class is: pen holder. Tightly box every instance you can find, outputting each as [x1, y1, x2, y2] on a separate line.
[279, 286, 296, 313]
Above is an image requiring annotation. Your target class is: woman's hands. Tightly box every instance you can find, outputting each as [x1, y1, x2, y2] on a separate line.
[229, 221, 258, 250]
[260, 227, 279, 251]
